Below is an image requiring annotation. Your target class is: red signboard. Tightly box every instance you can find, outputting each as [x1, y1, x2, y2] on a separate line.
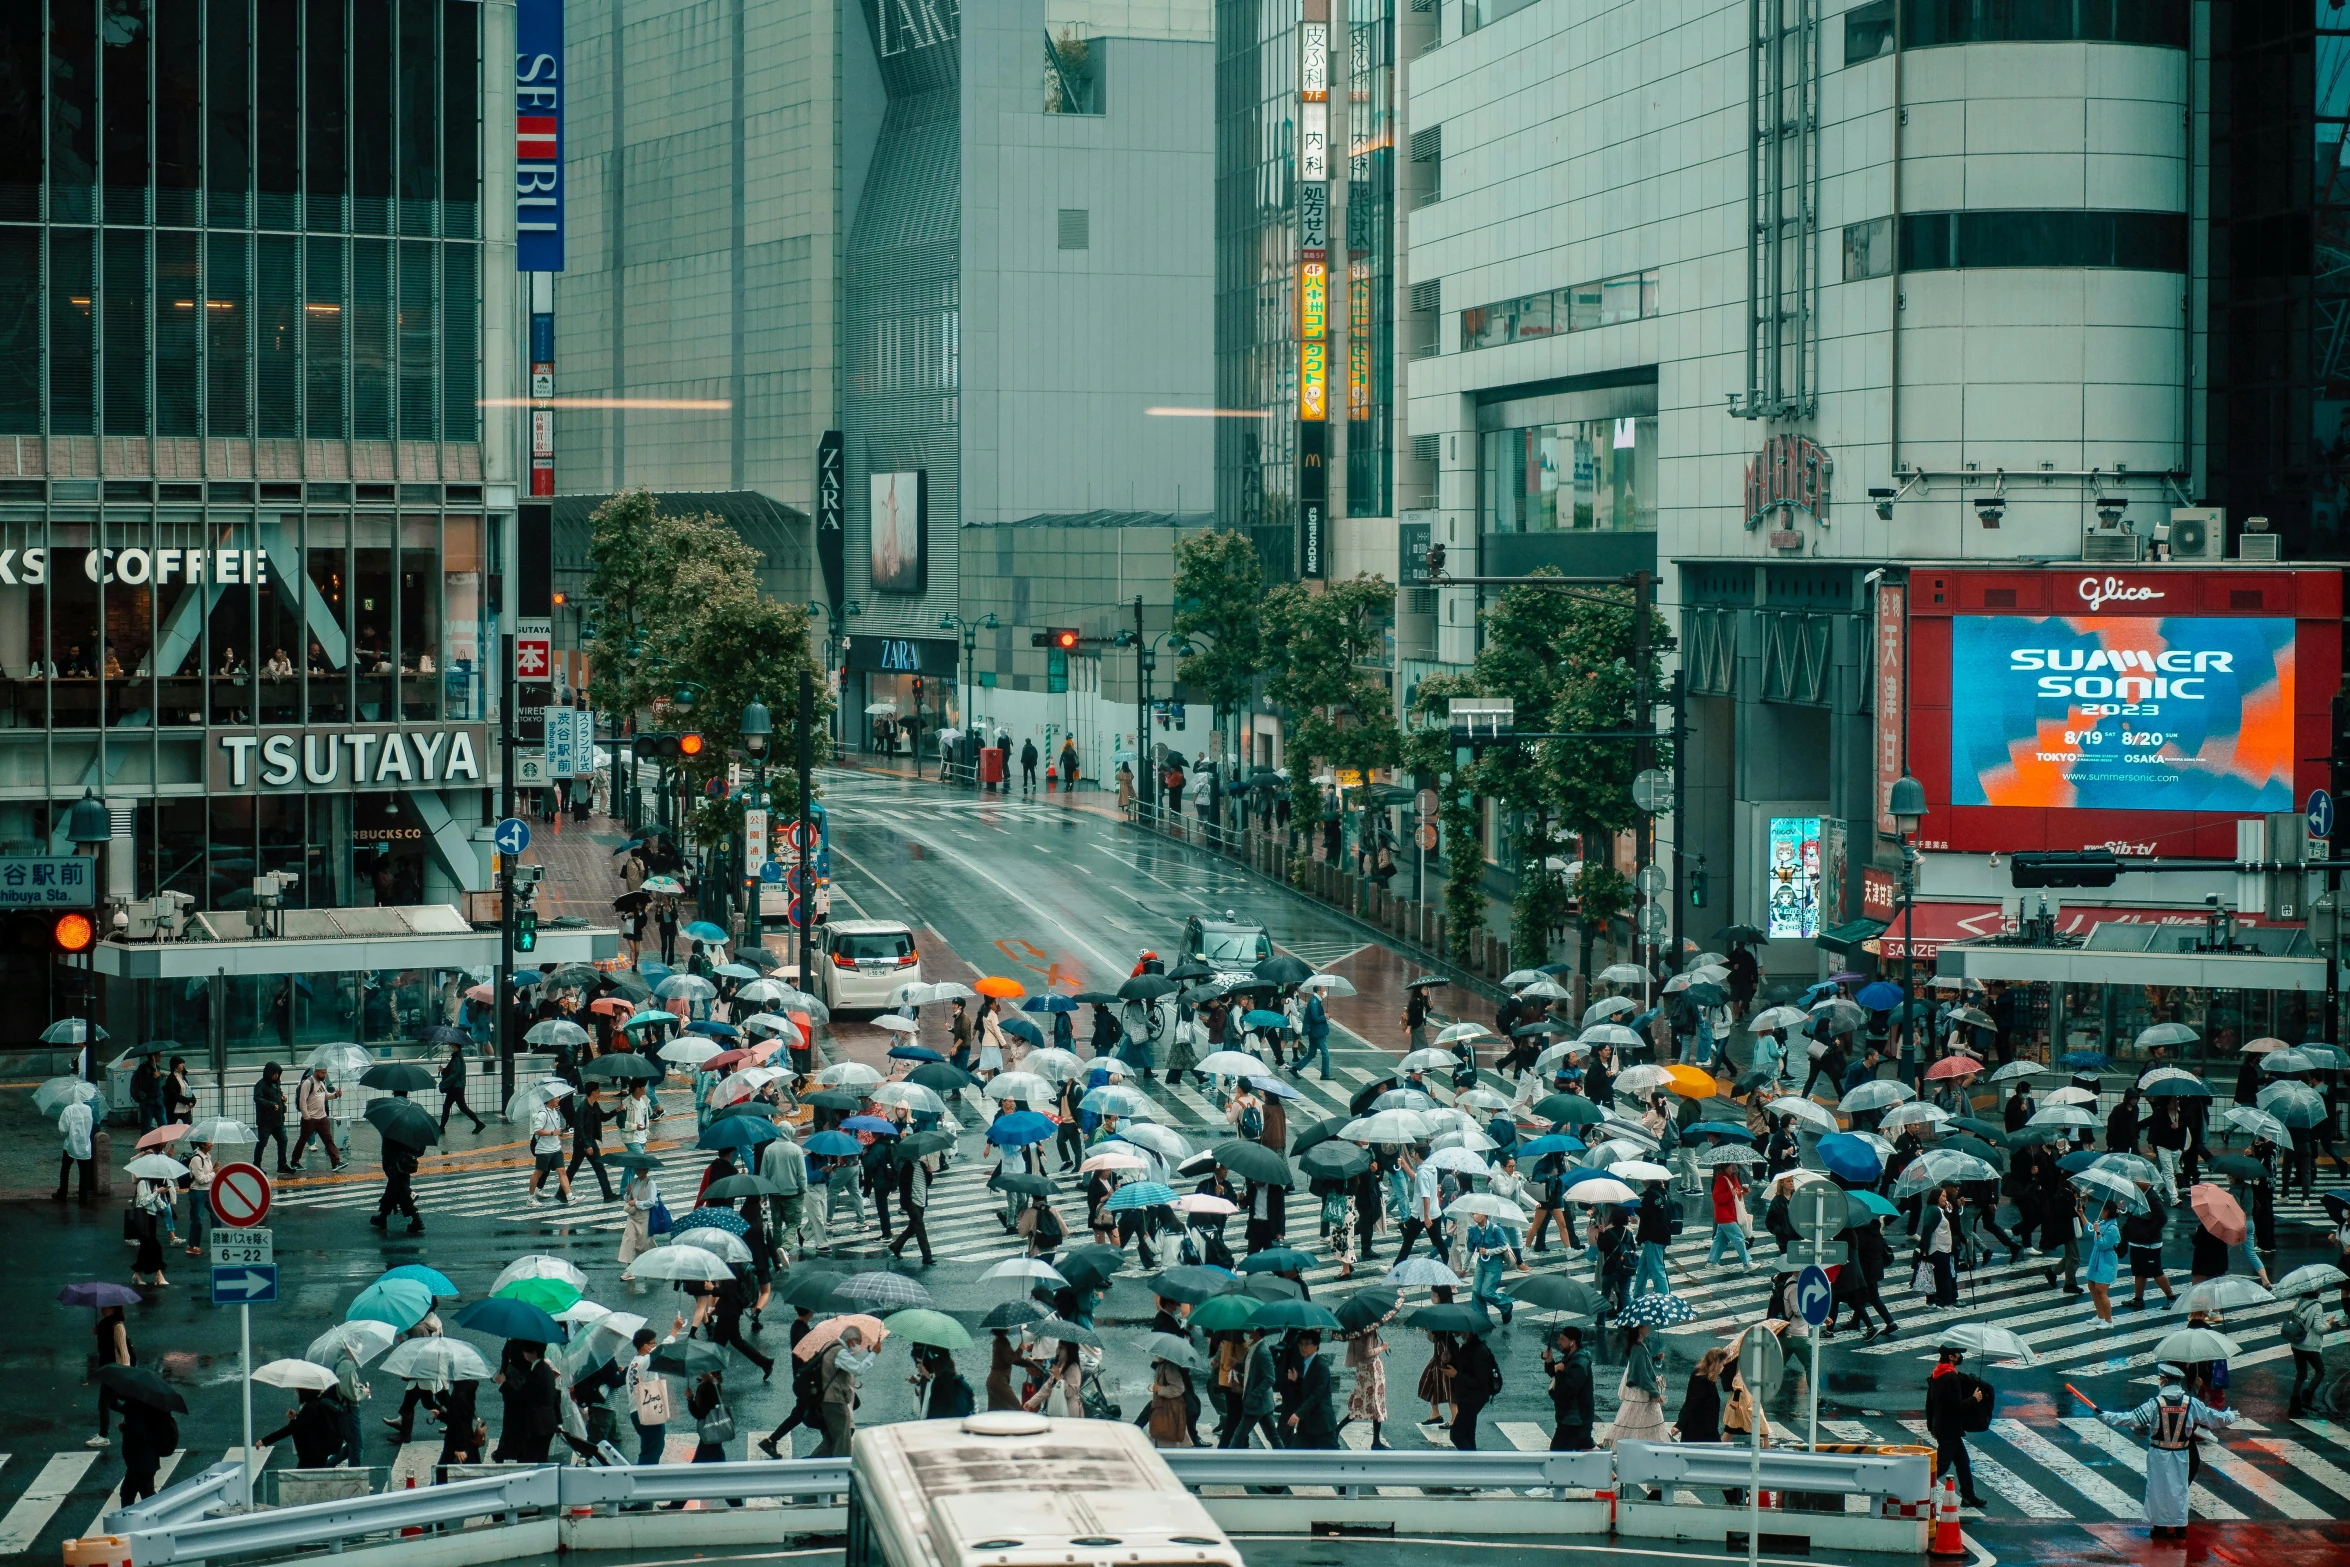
[211, 1162, 272, 1228]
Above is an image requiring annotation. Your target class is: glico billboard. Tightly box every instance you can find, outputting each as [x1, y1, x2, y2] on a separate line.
[1905, 567, 2341, 856]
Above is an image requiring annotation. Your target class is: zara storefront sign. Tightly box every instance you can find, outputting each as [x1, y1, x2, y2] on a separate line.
[212, 725, 489, 792]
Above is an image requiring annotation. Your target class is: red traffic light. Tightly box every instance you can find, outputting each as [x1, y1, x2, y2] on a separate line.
[678, 733, 705, 758]
[1052, 628, 1079, 651]
[52, 912, 96, 953]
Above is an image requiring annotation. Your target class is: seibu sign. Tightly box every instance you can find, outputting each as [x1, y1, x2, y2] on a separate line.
[0, 547, 269, 586]
[212, 724, 489, 792]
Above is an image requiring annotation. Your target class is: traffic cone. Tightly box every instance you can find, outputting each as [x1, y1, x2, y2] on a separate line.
[401, 1475, 423, 1538]
[1928, 1476, 1967, 1557]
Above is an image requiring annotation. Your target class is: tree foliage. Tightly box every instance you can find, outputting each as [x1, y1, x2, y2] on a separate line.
[581, 489, 834, 841]
[1263, 575, 1400, 874]
[1171, 528, 1265, 718]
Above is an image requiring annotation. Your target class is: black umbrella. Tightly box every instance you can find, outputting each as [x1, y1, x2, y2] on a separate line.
[1056, 1243, 1126, 1291]
[1716, 924, 1766, 944]
[545, 965, 602, 990]
[803, 1089, 867, 1112]
[360, 1062, 435, 1093]
[1165, 961, 1216, 982]
[1300, 1141, 1371, 1179]
[99, 1364, 187, 1413]
[1511, 1276, 1605, 1316]
[1071, 991, 1121, 1005]
[1942, 1134, 2005, 1167]
[1148, 1266, 1242, 1304]
[364, 1097, 441, 1149]
[1333, 1285, 1402, 1333]
[119, 1040, 178, 1058]
[1119, 974, 1178, 1001]
[774, 1271, 849, 1309]
[2206, 1154, 2268, 1181]
[906, 1062, 978, 1093]
[1253, 955, 1314, 986]
[1289, 1118, 1346, 1157]
[607, 1151, 661, 1173]
[988, 1169, 1057, 1197]
[1732, 1070, 1775, 1095]
[736, 946, 782, 969]
[1211, 1139, 1294, 1187]
[1404, 1303, 1495, 1334]
[980, 1299, 1053, 1330]
[702, 1174, 785, 1201]
[895, 1131, 955, 1162]
[1403, 975, 1450, 989]
[604, 977, 654, 1003]
[582, 1053, 661, 1082]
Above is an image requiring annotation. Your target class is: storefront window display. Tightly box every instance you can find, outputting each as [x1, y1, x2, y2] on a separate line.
[1482, 415, 1658, 534]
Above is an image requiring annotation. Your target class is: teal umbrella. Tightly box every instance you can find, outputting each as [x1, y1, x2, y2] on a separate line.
[348, 1278, 435, 1330]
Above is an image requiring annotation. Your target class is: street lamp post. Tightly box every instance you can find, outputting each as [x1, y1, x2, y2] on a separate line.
[1889, 773, 1927, 1083]
[65, 789, 110, 1044]
[939, 612, 997, 787]
[740, 700, 771, 946]
[805, 601, 859, 750]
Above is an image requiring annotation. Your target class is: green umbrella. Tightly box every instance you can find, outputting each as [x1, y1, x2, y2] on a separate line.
[1210, 1139, 1293, 1187]
[1405, 1303, 1496, 1334]
[1533, 1094, 1605, 1126]
[895, 1131, 955, 1162]
[702, 1174, 786, 1201]
[885, 1308, 973, 1349]
[496, 1277, 583, 1315]
[1511, 1275, 1605, 1316]
[1249, 1299, 1341, 1332]
[1332, 1286, 1401, 1333]
[1187, 1294, 1261, 1332]
[582, 1053, 662, 1082]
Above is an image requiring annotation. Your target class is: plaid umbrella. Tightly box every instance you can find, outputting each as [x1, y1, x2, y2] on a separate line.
[835, 1271, 934, 1310]
[981, 1299, 1055, 1330]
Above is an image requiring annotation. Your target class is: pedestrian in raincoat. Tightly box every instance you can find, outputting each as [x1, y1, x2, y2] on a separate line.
[2097, 1365, 2235, 1538]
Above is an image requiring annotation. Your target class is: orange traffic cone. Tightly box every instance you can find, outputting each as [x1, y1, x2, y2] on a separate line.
[1928, 1475, 1967, 1556]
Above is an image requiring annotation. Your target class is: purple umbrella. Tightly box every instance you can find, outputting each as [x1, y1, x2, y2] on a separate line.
[59, 1281, 144, 1308]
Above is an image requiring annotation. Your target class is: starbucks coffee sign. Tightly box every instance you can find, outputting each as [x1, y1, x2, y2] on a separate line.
[212, 725, 489, 792]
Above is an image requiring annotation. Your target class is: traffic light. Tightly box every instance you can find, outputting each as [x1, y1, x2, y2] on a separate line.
[2010, 850, 2122, 889]
[1031, 627, 1081, 651]
[2, 910, 96, 954]
[513, 906, 538, 953]
[632, 732, 706, 762]
[1424, 542, 1446, 579]
[677, 733, 705, 759]
[2333, 690, 2350, 803]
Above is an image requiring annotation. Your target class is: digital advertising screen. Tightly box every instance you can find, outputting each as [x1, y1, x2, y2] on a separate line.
[1948, 615, 2296, 813]
[1766, 815, 1822, 939]
[870, 470, 927, 595]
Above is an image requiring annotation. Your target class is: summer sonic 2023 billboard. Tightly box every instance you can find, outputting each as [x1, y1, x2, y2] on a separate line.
[1949, 616, 2296, 812]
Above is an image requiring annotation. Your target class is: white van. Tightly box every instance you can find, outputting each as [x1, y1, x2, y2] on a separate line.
[817, 919, 922, 1015]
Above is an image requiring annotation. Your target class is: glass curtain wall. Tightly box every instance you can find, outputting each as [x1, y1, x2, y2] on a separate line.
[1344, 0, 1392, 518]
[1215, 0, 1301, 579]
[1481, 416, 1659, 534]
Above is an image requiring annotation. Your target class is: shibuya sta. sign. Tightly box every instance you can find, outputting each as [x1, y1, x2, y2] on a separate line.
[212, 725, 489, 792]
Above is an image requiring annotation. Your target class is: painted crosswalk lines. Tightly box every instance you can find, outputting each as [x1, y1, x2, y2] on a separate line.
[0, 1452, 99, 1555]
[1987, 1419, 2139, 1520]
[2058, 1417, 2242, 1520]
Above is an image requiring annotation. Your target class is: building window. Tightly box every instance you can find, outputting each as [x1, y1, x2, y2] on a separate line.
[1842, 216, 1893, 280]
[1898, 209, 2188, 272]
[1844, 0, 1895, 64]
[1044, 28, 1104, 114]
[1460, 268, 1659, 351]
[1482, 415, 1658, 534]
[1461, 0, 1543, 35]
[1899, 0, 2188, 50]
[1058, 209, 1090, 250]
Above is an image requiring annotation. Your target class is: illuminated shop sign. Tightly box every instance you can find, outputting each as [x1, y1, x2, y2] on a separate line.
[1299, 341, 1327, 421]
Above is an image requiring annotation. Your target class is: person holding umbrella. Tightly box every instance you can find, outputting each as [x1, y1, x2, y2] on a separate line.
[82, 1294, 137, 1449]
[1611, 1320, 1669, 1448]
[1282, 1331, 1337, 1448]
[815, 1324, 872, 1456]
[495, 1341, 562, 1462]
[439, 1044, 485, 1133]
[372, 1131, 423, 1234]
[1220, 1328, 1282, 1449]
[289, 1064, 344, 1170]
[567, 1082, 617, 1202]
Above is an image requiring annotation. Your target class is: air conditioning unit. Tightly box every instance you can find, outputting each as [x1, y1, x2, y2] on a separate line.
[2080, 527, 2144, 563]
[2166, 507, 2225, 563]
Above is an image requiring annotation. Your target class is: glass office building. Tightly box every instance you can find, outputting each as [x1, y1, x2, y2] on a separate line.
[0, 2, 496, 961]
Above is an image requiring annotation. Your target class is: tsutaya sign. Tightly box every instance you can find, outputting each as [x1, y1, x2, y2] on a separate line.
[212, 725, 489, 792]
[0, 547, 270, 585]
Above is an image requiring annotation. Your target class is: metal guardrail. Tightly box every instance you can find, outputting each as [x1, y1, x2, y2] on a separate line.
[105, 1466, 560, 1567]
[103, 1461, 246, 1537]
[1613, 1442, 1932, 1502]
[556, 1457, 853, 1507]
[1163, 1448, 1613, 1496]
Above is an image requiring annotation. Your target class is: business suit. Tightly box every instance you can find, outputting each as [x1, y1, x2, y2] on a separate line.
[1286, 1352, 1337, 1448]
[1218, 1338, 1283, 1450]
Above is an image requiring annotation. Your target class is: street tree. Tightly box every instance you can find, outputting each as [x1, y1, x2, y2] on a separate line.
[1171, 528, 1266, 787]
[1263, 574, 1400, 879]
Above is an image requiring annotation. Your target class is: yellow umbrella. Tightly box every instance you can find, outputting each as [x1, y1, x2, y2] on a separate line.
[1663, 1064, 1717, 1099]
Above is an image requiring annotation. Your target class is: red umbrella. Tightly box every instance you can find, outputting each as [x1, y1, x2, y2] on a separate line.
[704, 1049, 751, 1071]
[1924, 1056, 1981, 1082]
[2189, 1183, 2247, 1245]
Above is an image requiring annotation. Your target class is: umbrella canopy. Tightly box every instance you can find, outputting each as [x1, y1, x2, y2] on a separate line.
[1891, 1150, 1998, 1196]
[365, 1098, 442, 1150]
[2151, 1327, 2240, 1364]
[985, 1071, 1056, 1103]
[1816, 1133, 1884, 1182]
[985, 1112, 1056, 1148]
[1188, 1295, 1262, 1332]
[2257, 1081, 2331, 1127]
[347, 1278, 436, 1329]
[2172, 1276, 2272, 1314]
[1252, 1299, 1343, 1332]
[581, 1053, 661, 1082]
[1748, 1006, 1808, 1034]
[1252, 955, 1314, 986]
[1148, 1265, 1241, 1304]
[1923, 1056, 1981, 1083]
[1854, 981, 1906, 1011]
[973, 975, 1027, 999]
[1765, 1097, 1839, 1134]
[2276, 1263, 2350, 1298]
[622, 1245, 735, 1284]
[1300, 1141, 1372, 1180]
[381, 1264, 460, 1297]
[837, 1271, 935, 1310]
[2188, 1184, 2248, 1245]
[884, 1308, 973, 1349]
[816, 1061, 885, 1090]
[1512, 1276, 1607, 1317]
[1211, 1139, 1293, 1186]
[1103, 1181, 1179, 1212]
[33, 1076, 106, 1117]
[495, 1277, 583, 1316]
[1614, 1293, 1696, 1328]
[1380, 1257, 1463, 1289]
[58, 1281, 145, 1309]
[379, 1337, 495, 1387]
[1663, 1064, 1717, 1098]
[1879, 1102, 1952, 1134]
[99, 1364, 186, 1413]
[451, 1296, 566, 1344]
[2072, 1169, 2151, 1214]
[1935, 1324, 2038, 1365]
[1838, 1080, 1915, 1113]
[700, 1117, 783, 1152]
[2220, 1105, 2293, 1145]
[673, 1205, 753, 1238]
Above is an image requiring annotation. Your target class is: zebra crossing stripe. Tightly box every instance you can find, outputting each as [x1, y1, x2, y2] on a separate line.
[0, 1452, 98, 1555]
[2184, 1434, 2329, 1518]
[2059, 1417, 2242, 1520]
[1988, 1419, 2138, 1519]
[1897, 1419, 2068, 1518]
[2240, 1438, 2350, 1510]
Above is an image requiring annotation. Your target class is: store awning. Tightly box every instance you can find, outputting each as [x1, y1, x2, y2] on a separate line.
[1814, 917, 1887, 957]
[1877, 902, 2010, 960]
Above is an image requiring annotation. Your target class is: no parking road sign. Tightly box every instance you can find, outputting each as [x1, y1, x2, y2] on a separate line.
[211, 1162, 273, 1228]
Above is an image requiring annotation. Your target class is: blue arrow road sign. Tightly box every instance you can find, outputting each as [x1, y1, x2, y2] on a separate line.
[494, 817, 533, 856]
[211, 1264, 278, 1305]
[2311, 789, 2336, 842]
[1795, 1263, 1832, 1327]
[760, 859, 783, 884]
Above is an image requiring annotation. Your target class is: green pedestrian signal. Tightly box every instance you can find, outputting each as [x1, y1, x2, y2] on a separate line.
[514, 907, 538, 953]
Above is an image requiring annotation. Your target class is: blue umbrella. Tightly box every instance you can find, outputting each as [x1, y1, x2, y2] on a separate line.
[2058, 1050, 2111, 1070]
[347, 1279, 435, 1330]
[1849, 1190, 1900, 1218]
[889, 1044, 945, 1062]
[1517, 1134, 1586, 1160]
[1685, 1121, 1758, 1141]
[1237, 1247, 1315, 1273]
[987, 1111, 1056, 1147]
[1629, 1007, 1662, 1031]
[1799, 981, 1838, 1004]
[1816, 1133, 1884, 1183]
[1854, 981, 1905, 1012]
[684, 921, 730, 943]
[1614, 1292, 1694, 1328]
[804, 1130, 864, 1157]
[842, 1115, 900, 1136]
[2057, 1149, 2102, 1173]
[639, 962, 675, 984]
[1023, 996, 1079, 1014]
[378, 1264, 458, 1297]
[1557, 1166, 1627, 1193]
[611, 839, 647, 856]
[1242, 1010, 1289, 1030]
[687, 1019, 741, 1039]
[451, 1296, 567, 1344]
[715, 963, 760, 981]
[2140, 1077, 2210, 1098]
[1000, 1015, 1045, 1047]
[699, 1117, 781, 1151]
[673, 1206, 751, 1237]
[1103, 1181, 1178, 1211]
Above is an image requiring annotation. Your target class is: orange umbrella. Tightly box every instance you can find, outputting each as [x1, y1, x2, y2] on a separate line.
[136, 1123, 193, 1149]
[1662, 1064, 1716, 1099]
[590, 997, 635, 1017]
[793, 1312, 888, 1360]
[973, 976, 1025, 1000]
[2189, 1183, 2247, 1245]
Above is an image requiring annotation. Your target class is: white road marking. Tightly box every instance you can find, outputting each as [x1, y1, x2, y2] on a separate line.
[1989, 1418, 2138, 1519]
[0, 1452, 99, 1554]
[85, 1449, 183, 1536]
[1897, 1419, 2068, 1518]
[2059, 1417, 2242, 1519]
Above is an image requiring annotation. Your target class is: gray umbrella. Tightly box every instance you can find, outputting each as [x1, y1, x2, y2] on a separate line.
[835, 1271, 933, 1310]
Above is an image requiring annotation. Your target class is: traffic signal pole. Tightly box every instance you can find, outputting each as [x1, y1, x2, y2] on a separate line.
[1133, 595, 1152, 809]
[498, 632, 516, 1102]
[797, 666, 814, 989]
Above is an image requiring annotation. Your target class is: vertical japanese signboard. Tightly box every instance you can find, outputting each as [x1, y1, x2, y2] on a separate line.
[1298, 0, 1329, 576]
[1875, 580, 1906, 838]
[516, 0, 565, 271]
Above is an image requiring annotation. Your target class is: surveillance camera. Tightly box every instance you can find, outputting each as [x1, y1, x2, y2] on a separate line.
[1867, 487, 1896, 522]
[1974, 496, 2005, 528]
[2204, 892, 2221, 907]
[1987, 851, 2001, 869]
[2095, 497, 2129, 527]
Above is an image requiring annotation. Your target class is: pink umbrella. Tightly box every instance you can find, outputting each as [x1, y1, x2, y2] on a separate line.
[465, 984, 495, 1003]
[2189, 1183, 2247, 1246]
[793, 1313, 888, 1360]
[1924, 1056, 1981, 1082]
[136, 1123, 193, 1149]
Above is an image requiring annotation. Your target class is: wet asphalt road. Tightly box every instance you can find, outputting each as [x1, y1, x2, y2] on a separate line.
[8, 766, 2350, 1565]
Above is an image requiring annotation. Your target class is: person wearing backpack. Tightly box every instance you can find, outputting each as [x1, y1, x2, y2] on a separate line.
[1924, 1345, 1991, 1510]
[2285, 1292, 2341, 1414]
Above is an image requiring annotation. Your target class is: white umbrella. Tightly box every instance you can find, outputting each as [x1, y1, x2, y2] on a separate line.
[1079, 1149, 1149, 1173]
[185, 1117, 259, 1144]
[1428, 1127, 1498, 1156]
[1612, 1160, 1675, 1183]
[2151, 1327, 2240, 1364]
[1456, 1088, 1516, 1113]
[2220, 1105, 2292, 1145]
[1109, 1122, 1191, 1160]
[1025, 1048, 1087, 1080]
[125, 1154, 187, 1180]
[1531, 1043, 1589, 1076]
[1594, 1116, 1662, 1150]
[504, 1080, 572, 1122]
[305, 1042, 375, 1078]
[1615, 1064, 1669, 1097]
[1444, 1194, 1526, 1224]
[1582, 996, 1638, 1023]
[656, 975, 718, 1002]
[1578, 1023, 1648, 1050]
[1399, 1048, 1457, 1072]
[1502, 970, 1546, 987]
[2171, 1277, 2273, 1314]
[870, 1081, 946, 1113]
[1765, 1097, 1839, 1134]
[1838, 1080, 1914, 1113]
[32, 1077, 104, 1117]
[1520, 980, 1572, 1001]
[1197, 1050, 1265, 1078]
[1987, 1060, 2043, 1082]
[659, 1039, 723, 1067]
[1747, 1006, 1807, 1033]
[1434, 1022, 1489, 1046]
[1878, 1102, 1951, 1133]
[555, 1299, 617, 1326]
[982, 1258, 1067, 1286]
[883, 980, 930, 1006]
[874, 1015, 920, 1036]
[622, 1245, 733, 1283]
[2275, 1263, 2350, 1298]
[379, 1337, 496, 1388]
[736, 1012, 793, 1035]
[306, 1320, 398, 1366]
[1173, 1192, 1238, 1216]
[816, 1061, 884, 1090]
[493, 1254, 591, 1292]
[685, 1228, 755, 1265]
[709, 1067, 791, 1108]
[2139, 1066, 2203, 1091]
[1569, 1177, 1639, 1205]
[1596, 963, 1646, 985]
[2027, 1104, 2096, 1129]
[1936, 1323, 2038, 1365]
[2042, 1086, 2098, 1107]
[1297, 974, 1356, 997]
[1342, 1110, 1432, 1144]
[984, 1072, 1055, 1102]
[1373, 1089, 1439, 1112]
[253, 1358, 340, 1392]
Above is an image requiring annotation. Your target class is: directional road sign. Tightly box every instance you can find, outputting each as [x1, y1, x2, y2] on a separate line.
[210, 1162, 272, 1228]
[1739, 1322, 1784, 1401]
[2312, 788, 2336, 842]
[1795, 1263, 1834, 1327]
[211, 1264, 278, 1304]
[760, 859, 783, 884]
[210, 1228, 273, 1268]
[494, 817, 533, 857]
[1633, 768, 1672, 814]
[1789, 1182, 1845, 1238]
[1786, 1238, 1848, 1268]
